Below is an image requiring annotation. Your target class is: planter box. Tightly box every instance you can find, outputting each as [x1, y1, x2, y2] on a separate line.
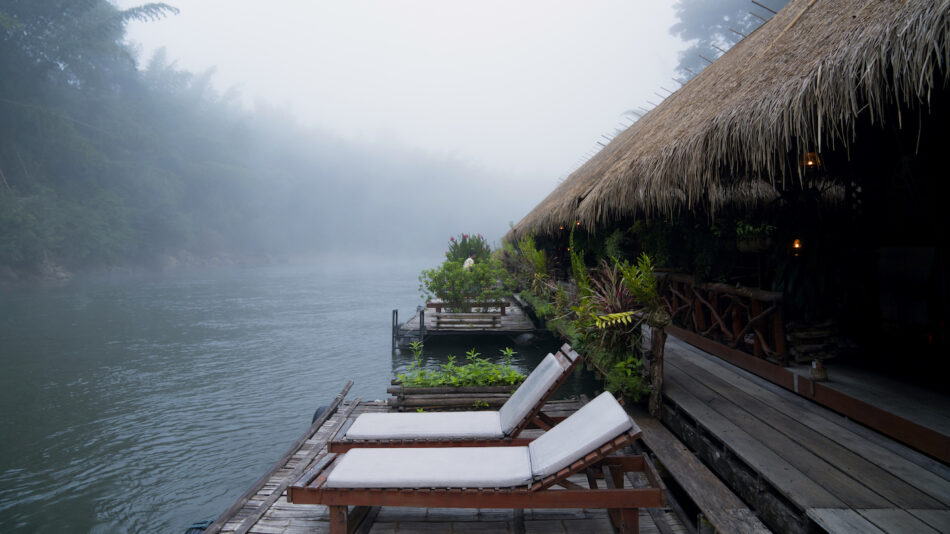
[387, 383, 521, 411]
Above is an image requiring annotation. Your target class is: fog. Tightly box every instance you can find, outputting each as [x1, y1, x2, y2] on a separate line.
[6, 2, 771, 276]
[111, 1, 684, 257]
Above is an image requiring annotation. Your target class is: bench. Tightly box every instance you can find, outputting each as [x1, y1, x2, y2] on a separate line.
[426, 301, 508, 316]
[434, 312, 501, 329]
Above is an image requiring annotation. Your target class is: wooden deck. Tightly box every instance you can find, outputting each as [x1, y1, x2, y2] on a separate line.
[396, 298, 537, 348]
[657, 333, 950, 534]
[207, 392, 686, 534]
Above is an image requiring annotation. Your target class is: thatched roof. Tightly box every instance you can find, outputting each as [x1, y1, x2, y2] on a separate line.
[511, 0, 949, 239]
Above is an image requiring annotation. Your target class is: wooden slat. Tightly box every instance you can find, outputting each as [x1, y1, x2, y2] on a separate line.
[858, 508, 940, 533]
[667, 366, 890, 509]
[907, 509, 950, 532]
[631, 406, 771, 534]
[663, 373, 844, 508]
[667, 353, 942, 509]
[806, 508, 887, 534]
[665, 338, 950, 506]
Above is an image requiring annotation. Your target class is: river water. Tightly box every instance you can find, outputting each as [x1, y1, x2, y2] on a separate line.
[0, 258, 593, 533]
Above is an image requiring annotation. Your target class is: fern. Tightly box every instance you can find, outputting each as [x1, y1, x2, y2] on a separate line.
[593, 311, 640, 329]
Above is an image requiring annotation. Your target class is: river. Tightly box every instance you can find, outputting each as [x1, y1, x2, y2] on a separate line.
[0, 258, 592, 533]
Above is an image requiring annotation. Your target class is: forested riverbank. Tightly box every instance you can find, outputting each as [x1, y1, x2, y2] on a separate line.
[0, 1, 524, 283]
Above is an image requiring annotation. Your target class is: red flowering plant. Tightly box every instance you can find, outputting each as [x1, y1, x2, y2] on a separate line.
[445, 233, 491, 263]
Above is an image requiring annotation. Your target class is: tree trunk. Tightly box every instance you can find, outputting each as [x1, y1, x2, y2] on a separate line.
[648, 326, 667, 417]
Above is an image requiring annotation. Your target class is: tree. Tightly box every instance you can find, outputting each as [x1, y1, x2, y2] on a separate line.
[670, 0, 789, 80]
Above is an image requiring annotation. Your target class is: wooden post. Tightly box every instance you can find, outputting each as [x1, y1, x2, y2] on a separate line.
[773, 306, 788, 366]
[329, 505, 347, 534]
[649, 326, 668, 417]
[693, 287, 706, 332]
[419, 308, 426, 341]
[618, 508, 640, 533]
[392, 309, 398, 351]
[750, 300, 764, 358]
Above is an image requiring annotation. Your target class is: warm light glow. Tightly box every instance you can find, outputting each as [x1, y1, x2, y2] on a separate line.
[559, 225, 564, 230]
[800, 151, 821, 168]
[793, 239, 802, 249]
[575, 221, 581, 226]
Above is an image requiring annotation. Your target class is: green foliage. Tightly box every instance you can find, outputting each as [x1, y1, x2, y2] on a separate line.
[593, 311, 638, 329]
[396, 344, 525, 388]
[616, 253, 661, 313]
[736, 220, 776, 239]
[604, 356, 648, 401]
[446, 233, 491, 263]
[569, 228, 591, 297]
[419, 258, 514, 312]
[517, 234, 548, 275]
[603, 228, 626, 261]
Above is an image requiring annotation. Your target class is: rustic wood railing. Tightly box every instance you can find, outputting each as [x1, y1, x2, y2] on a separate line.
[658, 273, 788, 366]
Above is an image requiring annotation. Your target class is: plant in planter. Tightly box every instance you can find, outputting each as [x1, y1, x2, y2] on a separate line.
[396, 345, 525, 388]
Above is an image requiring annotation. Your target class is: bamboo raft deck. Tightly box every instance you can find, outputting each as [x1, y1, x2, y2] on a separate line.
[657, 333, 950, 534]
[207, 389, 686, 534]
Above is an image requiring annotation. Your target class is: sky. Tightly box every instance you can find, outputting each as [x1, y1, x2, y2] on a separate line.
[117, 1, 685, 201]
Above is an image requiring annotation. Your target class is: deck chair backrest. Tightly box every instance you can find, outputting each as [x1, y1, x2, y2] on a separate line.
[498, 353, 566, 435]
[528, 391, 633, 479]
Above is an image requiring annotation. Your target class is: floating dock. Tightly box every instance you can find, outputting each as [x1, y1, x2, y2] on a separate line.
[393, 297, 537, 349]
[204, 383, 686, 534]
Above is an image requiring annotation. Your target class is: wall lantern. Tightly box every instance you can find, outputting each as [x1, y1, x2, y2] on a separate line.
[800, 151, 821, 168]
[792, 238, 802, 257]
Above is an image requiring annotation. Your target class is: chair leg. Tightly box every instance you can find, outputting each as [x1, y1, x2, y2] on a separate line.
[618, 508, 639, 533]
[329, 505, 348, 534]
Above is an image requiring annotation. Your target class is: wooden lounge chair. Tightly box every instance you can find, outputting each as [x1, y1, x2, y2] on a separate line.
[289, 391, 666, 534]
[328, 343, 582, 453]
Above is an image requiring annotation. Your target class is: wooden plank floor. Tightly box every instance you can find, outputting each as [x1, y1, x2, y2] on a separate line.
[211, 398, 686, 534]
[661, 335, 950, 534]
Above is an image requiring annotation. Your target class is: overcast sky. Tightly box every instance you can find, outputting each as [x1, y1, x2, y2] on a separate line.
[117, 1, 684, 195]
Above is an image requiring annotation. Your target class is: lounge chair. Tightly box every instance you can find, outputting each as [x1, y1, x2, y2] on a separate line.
[328, 344, 582, 453]
[289, 391, 665, 534]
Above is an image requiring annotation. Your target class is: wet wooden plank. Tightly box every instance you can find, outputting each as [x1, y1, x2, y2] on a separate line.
[858, 508, 940, 533]
[664, 339, 950, 506]
[663, 373, 845, 509]
[806, 508, 886, 534]
[667, 365, 891, 509]
[631, 406, 771, 534]
[667, 354, 943, 509]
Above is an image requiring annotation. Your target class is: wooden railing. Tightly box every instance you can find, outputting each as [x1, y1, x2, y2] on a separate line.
[659, 273, 788, 366]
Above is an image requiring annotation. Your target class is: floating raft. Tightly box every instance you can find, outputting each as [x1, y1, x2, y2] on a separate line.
[205, 382, 685, 534]
[394, 298, 537, 348]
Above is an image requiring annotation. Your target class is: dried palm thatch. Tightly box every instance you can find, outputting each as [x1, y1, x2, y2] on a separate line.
[510, 0, 949, 239]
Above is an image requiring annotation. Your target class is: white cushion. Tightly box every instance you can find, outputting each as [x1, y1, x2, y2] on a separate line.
[345, 411, 503, 440]
[326, 446, 532, 488]
[528, 391, 632, 479]
[498, 353, 566, 435]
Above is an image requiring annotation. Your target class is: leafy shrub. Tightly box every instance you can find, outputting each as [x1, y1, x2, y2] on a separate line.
[446, 233, 491, 263]
[419, 257, 514, 312]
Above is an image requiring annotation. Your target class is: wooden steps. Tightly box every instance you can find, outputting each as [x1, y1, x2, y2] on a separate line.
[630, 405, 772, 534]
